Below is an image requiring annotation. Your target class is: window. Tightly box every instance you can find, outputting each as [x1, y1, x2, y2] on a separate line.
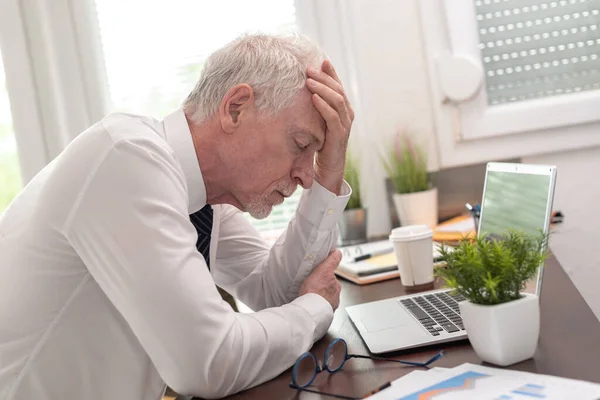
[418, 0, 600, 167]
[475, 1, 600, 106]
[94, 0, 303, 242]
[0, 50, 22, 213]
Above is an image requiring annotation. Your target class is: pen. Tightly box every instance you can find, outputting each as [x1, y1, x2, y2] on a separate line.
[465, 203, 480, 214]
[466, 203, 481, 234]
[353, 248, 394, 262]
[361, 381, 392, 398]
[356, 265, 398, 277]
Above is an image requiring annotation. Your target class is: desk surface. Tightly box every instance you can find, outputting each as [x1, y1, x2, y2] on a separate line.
[221, 254, 600, 399]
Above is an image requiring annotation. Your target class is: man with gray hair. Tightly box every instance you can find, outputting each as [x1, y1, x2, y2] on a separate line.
[0, 34, 353, 399]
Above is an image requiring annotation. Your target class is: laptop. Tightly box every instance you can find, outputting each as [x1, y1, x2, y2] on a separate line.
[345, 162, 557, 354]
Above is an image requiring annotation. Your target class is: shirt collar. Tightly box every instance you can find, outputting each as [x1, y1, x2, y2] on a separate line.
[163, 109, 206, 214]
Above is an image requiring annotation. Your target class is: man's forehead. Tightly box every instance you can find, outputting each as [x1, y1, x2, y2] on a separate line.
[289, 88, 326, 134]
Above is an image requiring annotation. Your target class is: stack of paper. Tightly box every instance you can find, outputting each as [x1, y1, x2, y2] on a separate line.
[367, 363, 600, 399]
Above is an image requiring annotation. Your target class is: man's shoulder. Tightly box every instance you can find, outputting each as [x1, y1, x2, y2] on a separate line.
[63, 112, 178, 174]
[78, 112, 175, 159]
[98, 112, 164, 142]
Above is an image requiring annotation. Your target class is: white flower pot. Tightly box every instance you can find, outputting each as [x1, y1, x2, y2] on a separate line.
[392, 187, 438, 229]
[459, 293, 540, 366]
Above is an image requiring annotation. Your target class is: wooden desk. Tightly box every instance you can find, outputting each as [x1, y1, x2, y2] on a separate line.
[221, 254, 600, 399]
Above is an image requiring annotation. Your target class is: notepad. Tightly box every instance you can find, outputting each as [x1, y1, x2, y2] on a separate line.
[335, 240, 450, 285]
[340, 240, 395, 263]
[338, 252, 398, 277]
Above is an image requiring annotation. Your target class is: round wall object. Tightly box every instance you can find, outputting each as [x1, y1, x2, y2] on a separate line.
[437, 54, 484, 102]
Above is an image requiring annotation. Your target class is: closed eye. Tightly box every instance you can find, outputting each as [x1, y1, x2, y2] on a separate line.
[295, 141, 310, 151]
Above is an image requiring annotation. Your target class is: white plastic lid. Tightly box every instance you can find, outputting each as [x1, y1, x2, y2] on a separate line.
[389, 225, 433, 242]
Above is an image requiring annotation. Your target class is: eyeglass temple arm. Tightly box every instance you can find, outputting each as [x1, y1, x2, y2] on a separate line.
[348, 353, 434, 367]
[289, 384, 360, 400]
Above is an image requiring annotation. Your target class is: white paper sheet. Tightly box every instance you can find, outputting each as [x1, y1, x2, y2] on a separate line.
[367, 363, 600, 400]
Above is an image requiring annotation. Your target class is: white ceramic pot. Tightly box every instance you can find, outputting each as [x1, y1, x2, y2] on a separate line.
[459, 293, 540, 366]
[392, 187, 438, 229]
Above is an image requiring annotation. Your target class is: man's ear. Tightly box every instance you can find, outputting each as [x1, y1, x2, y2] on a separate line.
[219, 84, 254, 133]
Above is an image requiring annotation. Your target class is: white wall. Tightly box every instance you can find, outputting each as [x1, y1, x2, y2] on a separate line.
[328, 0, 439, 238]
[341, 0, 600, 319]
[524, 148, 600, 321]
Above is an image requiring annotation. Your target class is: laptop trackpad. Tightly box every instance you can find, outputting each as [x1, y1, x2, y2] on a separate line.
[361, 301, 413, 332]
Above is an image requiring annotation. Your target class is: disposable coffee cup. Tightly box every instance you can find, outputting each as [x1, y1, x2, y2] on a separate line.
[389, 225, 434, 287]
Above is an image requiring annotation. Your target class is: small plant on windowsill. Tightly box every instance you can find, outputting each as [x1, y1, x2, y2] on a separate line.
[339, 152, 366, 245]
[436, 230, 549, 366]
[382, 132, 437, 229]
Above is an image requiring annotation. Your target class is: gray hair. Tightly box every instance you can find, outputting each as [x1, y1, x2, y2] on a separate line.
[183, 33, 325, 123]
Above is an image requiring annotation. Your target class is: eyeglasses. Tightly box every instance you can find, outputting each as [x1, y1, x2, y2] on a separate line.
[289, 338, 444, 400]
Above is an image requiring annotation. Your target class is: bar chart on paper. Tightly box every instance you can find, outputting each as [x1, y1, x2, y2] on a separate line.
[395, 371, 549, 399]
[505, 383, 547, 399]
[367, 363, 600, 400]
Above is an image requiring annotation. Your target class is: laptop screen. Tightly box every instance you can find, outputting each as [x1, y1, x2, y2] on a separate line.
[478, 163, 556, 295]
[479, 171, 552, 237]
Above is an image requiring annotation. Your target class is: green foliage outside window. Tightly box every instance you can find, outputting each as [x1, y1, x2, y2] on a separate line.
[0, 120, 22, 213]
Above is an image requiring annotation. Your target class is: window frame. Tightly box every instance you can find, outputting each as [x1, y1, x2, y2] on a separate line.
[0, 0, 48, 183]
[418, 0, 600, 168]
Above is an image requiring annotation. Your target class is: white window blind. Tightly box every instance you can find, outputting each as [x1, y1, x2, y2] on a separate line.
[94, 0, 302, 241]
[475, 0, 600, 105]
[0, 50, 21, 213]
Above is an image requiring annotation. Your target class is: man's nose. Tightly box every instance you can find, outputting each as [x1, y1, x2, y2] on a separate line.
[291, 156, 315, 189]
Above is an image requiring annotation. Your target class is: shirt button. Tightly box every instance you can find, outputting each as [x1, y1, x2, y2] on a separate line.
[307, 254, 314, 260]
[327, 209, 334, 215]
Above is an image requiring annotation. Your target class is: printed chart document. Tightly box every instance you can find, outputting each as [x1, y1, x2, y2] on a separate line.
[367, 363, 600, 399]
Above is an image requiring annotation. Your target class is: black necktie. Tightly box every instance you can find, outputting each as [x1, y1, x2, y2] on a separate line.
[190, 204, 213, 269]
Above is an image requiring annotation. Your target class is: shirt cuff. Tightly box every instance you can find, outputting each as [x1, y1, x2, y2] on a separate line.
[297, 181, 351, 231]
[292, 293, 334, 342]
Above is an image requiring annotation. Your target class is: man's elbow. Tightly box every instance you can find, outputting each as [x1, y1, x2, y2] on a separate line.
[166, 373, 236, 399]
[159, 336, 245, 397]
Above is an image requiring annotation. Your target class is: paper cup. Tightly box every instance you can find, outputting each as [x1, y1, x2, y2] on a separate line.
[389, 225, 434, 287]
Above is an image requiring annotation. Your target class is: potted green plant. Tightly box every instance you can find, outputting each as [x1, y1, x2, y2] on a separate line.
[339, 152, 367, 245]
[436, 230, 549, 366]
[383, 132, 437, 229]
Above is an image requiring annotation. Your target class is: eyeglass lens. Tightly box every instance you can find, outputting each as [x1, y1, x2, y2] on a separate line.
[294, 353, 318, 387]
[325, 339, 347, 372]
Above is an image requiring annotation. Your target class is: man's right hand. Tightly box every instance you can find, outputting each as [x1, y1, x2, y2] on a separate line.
[307, 61, 354, 196]
[299, 250, 342, 310]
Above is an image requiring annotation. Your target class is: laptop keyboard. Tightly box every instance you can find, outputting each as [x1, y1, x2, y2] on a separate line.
[399, 291, 467, 336]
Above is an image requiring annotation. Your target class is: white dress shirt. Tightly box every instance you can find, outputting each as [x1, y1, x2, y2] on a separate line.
[0, 109, 350, 400]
